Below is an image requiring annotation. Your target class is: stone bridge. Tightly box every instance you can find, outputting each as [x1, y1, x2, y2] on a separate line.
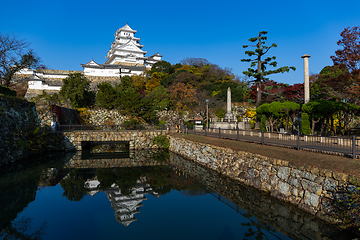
[62, 130, 168, 151]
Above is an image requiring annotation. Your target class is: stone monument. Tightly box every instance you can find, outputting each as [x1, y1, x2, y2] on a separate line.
[301, 54, 311, 104]
[223, 87, 236, 122]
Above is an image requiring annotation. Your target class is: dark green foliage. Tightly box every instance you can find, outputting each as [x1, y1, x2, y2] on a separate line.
[60, 73, 95, 108]
[257, 101, 300, 132]
[0, 85, 16, 96]
[260, 114, 267, 132]
[146, 86, 169, 111]
[96, 82, 118, 109]
[59, 169, 89, 201]
[184, 121, 194, 129]
[214, 108, 226, 119]
[301, 112, 312, 135]
[153, 135, 170, 149]
[122, 118, 141, 130]
[148, 61, 175, 75]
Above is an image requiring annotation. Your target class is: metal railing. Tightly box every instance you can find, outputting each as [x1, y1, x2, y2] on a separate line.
[53, 124, 169, 132]
[183, 126, 359, 159]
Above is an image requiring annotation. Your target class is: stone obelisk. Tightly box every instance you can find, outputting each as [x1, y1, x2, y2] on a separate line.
[301, 54, 311, 104]
[223, 87, 236, 122]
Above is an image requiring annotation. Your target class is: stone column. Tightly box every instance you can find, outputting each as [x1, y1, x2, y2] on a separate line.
[301, 54, 311, 104]
[227, 87, 231, 114]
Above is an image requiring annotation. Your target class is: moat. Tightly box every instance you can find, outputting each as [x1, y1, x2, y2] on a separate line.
[0, 147, 356, 240]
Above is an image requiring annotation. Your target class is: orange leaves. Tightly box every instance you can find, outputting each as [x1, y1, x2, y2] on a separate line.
[167, 82, 197, 111]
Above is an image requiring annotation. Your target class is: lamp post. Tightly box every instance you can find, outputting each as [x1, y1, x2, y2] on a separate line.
[205, 99, 209, 129]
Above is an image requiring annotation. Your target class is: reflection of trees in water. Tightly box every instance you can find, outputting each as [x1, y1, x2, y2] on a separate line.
[151, 151, 170, 164]
[60, 169, 95, 201]
[0, 216, 46, 240]
[240, 214, 275, 240]
[59, 163, 206, 200]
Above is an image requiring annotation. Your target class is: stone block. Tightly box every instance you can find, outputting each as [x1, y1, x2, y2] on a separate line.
[278, 166, 290, 181]
[247, 168, 259, 178]
[288, 177, 301, 188]
[260, 168, 269, 181]
[304, 191, 320, 208]
[270, 174, 279, 187]
[290, 169, 302, 178]
[301, 171, 316, 181]
[323, 178, 337, 192]
[278, 181, 291, 196]
[301, 179, 322, 195]
[310, 167, 320, 176]
[314, 176, 324, 184]
[319, 168, 332, 178]
[332, 171, 348, 182]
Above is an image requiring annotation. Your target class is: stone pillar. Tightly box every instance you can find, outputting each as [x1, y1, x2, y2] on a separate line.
[223, 87, 236, 122]
[301, 54, 311, 104]
[227, 87, 231, 114]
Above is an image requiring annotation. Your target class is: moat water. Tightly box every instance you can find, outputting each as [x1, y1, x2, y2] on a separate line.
[0, 146, 357, 240]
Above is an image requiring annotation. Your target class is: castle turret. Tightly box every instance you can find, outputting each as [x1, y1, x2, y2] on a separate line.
[105, 23, 149, 66]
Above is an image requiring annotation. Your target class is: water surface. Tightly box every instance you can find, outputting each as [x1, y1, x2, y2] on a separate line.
[0, 150, 356, 240]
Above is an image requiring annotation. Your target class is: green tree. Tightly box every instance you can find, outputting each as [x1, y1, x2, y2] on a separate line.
[60, 73, 95, 108]
[59, 169, 88, 201]
[256, 102, 282, 132]
[282, 101, 300, 130]
[310, 65, 353, 102]
[301, 112, 312, 135]
[214, 108, 226, 119]
[241, 31, 296, 106]
[260, 114, 267, 132]
[146, 85, 170, 111]
[96, 82, 118, 109]
[256, 101, 299, 132]
[115, 77, 157, 122]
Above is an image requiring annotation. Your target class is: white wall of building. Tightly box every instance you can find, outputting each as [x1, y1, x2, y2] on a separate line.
[28, 80, 61, 90]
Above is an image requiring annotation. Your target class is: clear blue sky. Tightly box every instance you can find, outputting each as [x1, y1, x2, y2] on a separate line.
[1, 0, 360, 85]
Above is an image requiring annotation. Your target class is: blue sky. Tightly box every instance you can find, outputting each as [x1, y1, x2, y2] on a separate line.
[1, 0, 360, 85]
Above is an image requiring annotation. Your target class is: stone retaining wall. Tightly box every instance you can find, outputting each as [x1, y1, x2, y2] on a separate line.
[169, 136, 355, 225]
[63, 130, 168, 150]
[0, 96, 40, 165]
[169, 152, 353, 240]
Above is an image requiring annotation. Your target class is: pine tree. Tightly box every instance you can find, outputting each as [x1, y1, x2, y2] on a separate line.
[241, 31, 295, 106]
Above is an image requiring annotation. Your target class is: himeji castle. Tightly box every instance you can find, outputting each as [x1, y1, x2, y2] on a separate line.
[82, 23, 162, 78]
[15, 23, 162, 99]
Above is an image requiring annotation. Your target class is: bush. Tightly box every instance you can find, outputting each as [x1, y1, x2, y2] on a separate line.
[122, 118, 141, 130]
[301, 112, 312, 135]
[214, 108, 226, 119]
[0, 85, 16, 96]
[153, 135, 170, 149]
[261, 115, 267, 132]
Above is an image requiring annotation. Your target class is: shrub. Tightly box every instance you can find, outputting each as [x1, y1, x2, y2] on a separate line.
[301, 112, 312, 135]
[123, 118, 141, 130]
[0, 85, 16, 96]
[261, 115, 267, 132]
[153, 135, 170, 149]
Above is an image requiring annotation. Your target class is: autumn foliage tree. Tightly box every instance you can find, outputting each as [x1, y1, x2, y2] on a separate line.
[331, 26, 360, 72]
[168, 82, 197, 112]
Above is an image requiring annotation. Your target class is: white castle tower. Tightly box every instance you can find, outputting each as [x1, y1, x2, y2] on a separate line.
[105, 23, 162, 68]
[81, 23, 162, 78]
